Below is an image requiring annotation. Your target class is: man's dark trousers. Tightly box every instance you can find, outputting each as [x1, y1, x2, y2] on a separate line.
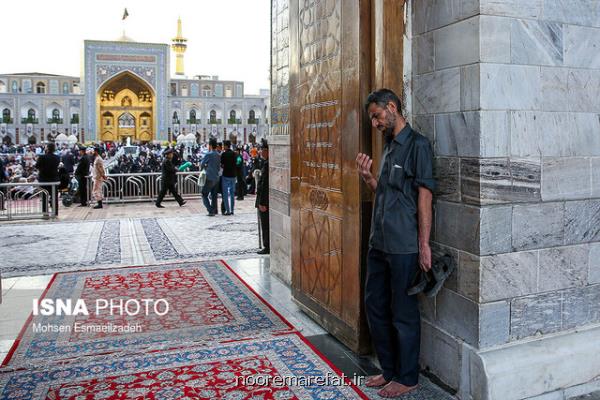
[77, 177, 88, 206]
[365, 248, 420, 386]
[202, 179, 219, 214]
[156, 184, 184, 205]
[259, 209, 269, 249]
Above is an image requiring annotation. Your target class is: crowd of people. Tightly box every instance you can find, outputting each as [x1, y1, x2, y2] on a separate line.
[0, 140, 270, 254]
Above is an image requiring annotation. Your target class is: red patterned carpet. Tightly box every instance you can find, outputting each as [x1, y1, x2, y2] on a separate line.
[3, 261, 294, 367]
[0, 261, 368, 399]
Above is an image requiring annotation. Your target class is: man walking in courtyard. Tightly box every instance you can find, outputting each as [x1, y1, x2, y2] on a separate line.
[156, 149, 186, 208]
[91, 147, 107, 209]
[356, 89, 435, 398]
[220, 140, 237, 215]
[36, 143, 60, 216]
[200, 138, 220, 216]
[74, 146, 89, 207]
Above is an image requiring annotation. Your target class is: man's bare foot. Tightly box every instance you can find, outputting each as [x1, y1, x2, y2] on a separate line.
[377, 381, 418, 398]
[365, 374, 389, 388]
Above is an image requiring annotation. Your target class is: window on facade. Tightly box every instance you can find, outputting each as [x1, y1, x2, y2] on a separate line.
[71, 113, 79, 124]
[118, 113, 135, 128]
[28, 109, 36, 119]
[225, 85, 233, 97]
[51, 108, 60, 123]
[215, 84, 223, 97]
[12, 81, 18, 93]
[121, 96, 133, 107]
[102, 112, 113, 126]
[36, 82, 46, 94]
[236, 84, 243, 97]
[72, 83, 80, 94]
[2, 108, 10, 123]
[230, 110, 236, 120]
[191, 83, 199, 97]
[181, 85, 188, 97]
[202, 85, 212, 97]
[63, 82, 70, 94]
[249, 109, 256, 124]
[210, 109, 217, 123]
[0, 81, 6, 93]
[171, 83, 177, 96]
[172, 111, 179, 124]
[189, 109, 197, 123]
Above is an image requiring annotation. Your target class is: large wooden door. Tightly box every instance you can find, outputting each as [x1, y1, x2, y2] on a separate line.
[289, 0, 373, 353]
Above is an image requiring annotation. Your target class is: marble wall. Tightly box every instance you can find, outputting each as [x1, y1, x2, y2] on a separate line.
[413, 0, 600, 397]
[269, 0, 292, 284]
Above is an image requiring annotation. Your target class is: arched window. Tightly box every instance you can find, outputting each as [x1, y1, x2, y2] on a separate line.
[52, 108, 60, 119]
[230, 110, 236, 120]
[63, 82, 69, 94]
[172, 111, 179, 124]
[209, 109, 217, 123]
[202, 85, 212, 97]
[36, 82, 46, 94]
[121, 96, 132, 107]
[189, 109, 197, 123]
[140, 112, 151, 127]
[2, 108, 10, 123]
[28, 108, 36, 119]
[102, 111, 113, 126]
[11, 81, 18, 93]
[118, 113, 135, 128]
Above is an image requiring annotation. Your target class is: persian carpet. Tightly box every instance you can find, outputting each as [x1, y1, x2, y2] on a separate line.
[0, 334, 368, 399]
[2, 261, 294, 368]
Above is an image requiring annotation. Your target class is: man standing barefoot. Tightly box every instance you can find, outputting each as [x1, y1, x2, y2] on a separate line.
[357, 89, 435, 398]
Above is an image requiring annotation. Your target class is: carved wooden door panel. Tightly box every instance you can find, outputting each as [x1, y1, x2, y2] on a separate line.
[289, 0, 372, 353]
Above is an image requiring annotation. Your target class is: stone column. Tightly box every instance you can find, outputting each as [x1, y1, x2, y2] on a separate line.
[412, 1, 600, 399]
[269, 0, 292, 283]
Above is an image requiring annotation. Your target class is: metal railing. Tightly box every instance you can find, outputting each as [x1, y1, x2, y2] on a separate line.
[87, 172, 202, 204]
[0, 182, 59, 221]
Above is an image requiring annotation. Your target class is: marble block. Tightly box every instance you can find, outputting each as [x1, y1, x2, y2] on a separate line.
[564, 25, 600, 69]
[434, 157, 460, 202]
[480, 64, 541, 111]
[480, 251, 538, 302]
[593, 158, 600, 198]
[543, 0, 600, 28]
[567, 69, 600, 113]
[540, 67, 569, 112]
[512, 202, 564, 251]
[479, 300, 510, 348]
[436, 288, 479, 346]
[542, 157, 591, 201]
[511, 19, 563, 66]
[510, 290, 563, 340]
[564, 200, 600, 245]
[480, 15, 511, 63]
[589, 242, 600, 284]
[480, 0, 543, 19]
[538, 245, 589, 292]
[480, 205, 512, 255]
[414, 68, 461, 115]
[434, 112, 480, 157]
[434, 16, 480, 69]
[562, 284, 600, 329]
[414, 32, 434, 74]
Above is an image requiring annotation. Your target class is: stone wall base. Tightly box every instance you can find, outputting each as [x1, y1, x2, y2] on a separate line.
[464, 324, 600, 400]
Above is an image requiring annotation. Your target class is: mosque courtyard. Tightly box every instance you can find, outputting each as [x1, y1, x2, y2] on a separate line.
[0, 198, 453, 399]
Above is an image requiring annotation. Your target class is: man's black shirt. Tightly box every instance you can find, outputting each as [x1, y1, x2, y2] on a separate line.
[221, 149, 237, 178]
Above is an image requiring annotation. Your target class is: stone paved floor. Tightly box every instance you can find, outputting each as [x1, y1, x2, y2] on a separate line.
[0, 201, 456, 399]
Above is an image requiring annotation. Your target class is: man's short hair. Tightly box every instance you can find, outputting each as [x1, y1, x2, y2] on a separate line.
[46, 143, 56, 153]
[223, 140, 231, 149]
[208, 138, 218, 148]
[365, 88, 402, 114]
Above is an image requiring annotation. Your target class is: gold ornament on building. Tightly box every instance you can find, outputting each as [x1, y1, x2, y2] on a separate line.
[171, 17, 187, 76]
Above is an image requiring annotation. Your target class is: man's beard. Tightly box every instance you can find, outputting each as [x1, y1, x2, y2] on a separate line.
[382, 111, 397, 143]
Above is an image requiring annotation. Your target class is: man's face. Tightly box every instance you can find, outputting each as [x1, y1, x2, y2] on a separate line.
[368, 102, 397, 139]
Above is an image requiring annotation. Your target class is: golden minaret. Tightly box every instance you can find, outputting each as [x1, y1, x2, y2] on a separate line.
[172, 17, 187, 76]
